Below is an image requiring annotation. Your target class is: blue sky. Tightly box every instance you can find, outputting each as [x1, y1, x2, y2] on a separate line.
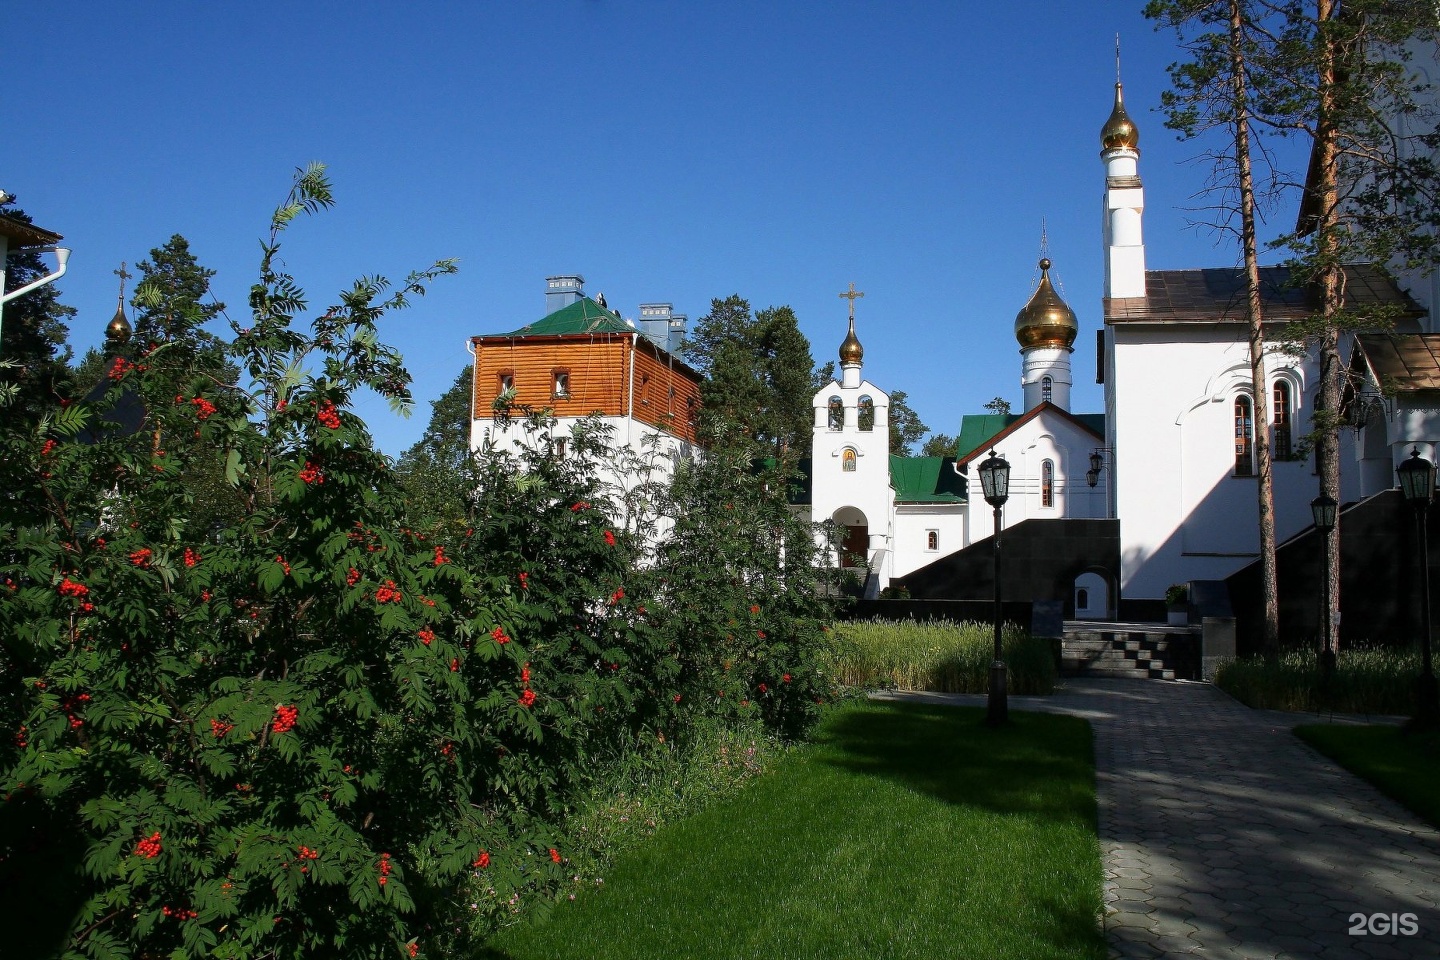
[8, 1, 1308, 457]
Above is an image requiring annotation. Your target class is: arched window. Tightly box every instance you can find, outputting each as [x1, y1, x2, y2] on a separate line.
[1041, 459, 1054, 508]
[1273, 380, 1293, 459]
[828, 396, 843, 431]
[1042, 376, 1053, 404]
[1235, 395, 1254, 476]
[858, 396, 875, 432]
[926, 530, 939, 551]
[1076, 588, 1089, 609]
[842, 448, 857, 472]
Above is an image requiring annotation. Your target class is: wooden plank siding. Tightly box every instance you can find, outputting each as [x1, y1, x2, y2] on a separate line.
[471, 334, 702, 445]
[632, 343, 702, 444]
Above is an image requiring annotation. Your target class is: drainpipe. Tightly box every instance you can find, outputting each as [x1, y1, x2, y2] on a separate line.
[465, 337, 478, 450]
[1, 245, 71, 344]
[626, 335, 636, 447]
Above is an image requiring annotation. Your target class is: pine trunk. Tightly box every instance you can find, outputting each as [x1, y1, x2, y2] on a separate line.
[1229, 0, 1281, 660]
[1315, 0, 1343, 660]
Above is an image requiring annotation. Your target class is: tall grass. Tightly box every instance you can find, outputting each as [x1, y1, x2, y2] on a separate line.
[833, 618, 1057, 695]
[1215, 647, 1420, 715]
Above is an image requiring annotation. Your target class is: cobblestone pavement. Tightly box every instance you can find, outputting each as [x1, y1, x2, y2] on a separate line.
[874, 680, 1440, 959]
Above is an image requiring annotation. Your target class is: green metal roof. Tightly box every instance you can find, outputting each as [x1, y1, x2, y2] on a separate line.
[494, 296, 633, 337]
[956, 414, 1020, 462]
[889, 456, 966, 503]
[955, 408, 1106, 464]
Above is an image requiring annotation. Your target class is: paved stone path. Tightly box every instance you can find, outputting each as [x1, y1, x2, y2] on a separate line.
[875, 679, 1440, 959]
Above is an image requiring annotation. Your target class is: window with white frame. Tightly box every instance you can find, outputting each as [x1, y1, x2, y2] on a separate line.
[1234, 395, 1254, 476]
[1273, 380, 1293, 459]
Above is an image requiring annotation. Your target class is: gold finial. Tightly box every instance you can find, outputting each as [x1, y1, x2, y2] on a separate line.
[838, 283, 865, 365]
[106, 261, 133, 345]
[1015, 257, 1078, 350]
[1101, 76, 1140, 152]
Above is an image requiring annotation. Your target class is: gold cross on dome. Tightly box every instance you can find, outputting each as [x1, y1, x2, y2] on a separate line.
[114, 261, 131, 306]
[838, 283, 864, 321]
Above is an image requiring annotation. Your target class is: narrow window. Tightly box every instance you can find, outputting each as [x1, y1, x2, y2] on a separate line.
[1042, 376, 1053, 404]
[1273, 381, 1293, 459]
[551, 437, 567, 458]
[552, 369, 570, 399]
[828, 396, 843, 430]
[498, 371, 514, 395]
[640, 375, 651, 406]
[1235, 395, 1254, 476]
[1041, 459, 1054, 508]
[842, 448, 857, 472]
[858, 396, 875, 432]
[1077, 588, 1090, 609]
[926, 530, 939, 551]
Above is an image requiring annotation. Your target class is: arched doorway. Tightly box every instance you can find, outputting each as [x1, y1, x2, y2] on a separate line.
[833, 507, 869, 570]
[1074, 571, 1109, 620]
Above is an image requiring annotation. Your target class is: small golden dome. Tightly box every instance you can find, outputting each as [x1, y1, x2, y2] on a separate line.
[1015, 258, 1079, 350]
[1101, 82, 1139, 151]
[106, 304, 132, 345]
[839, 316, 863, 365]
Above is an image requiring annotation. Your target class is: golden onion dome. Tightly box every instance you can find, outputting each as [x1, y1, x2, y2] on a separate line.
[106, 304, 133, 345]
[839, 316, 863, 365]
[1101, 82, 1139, 151]
[1015, 258, 1079, 350]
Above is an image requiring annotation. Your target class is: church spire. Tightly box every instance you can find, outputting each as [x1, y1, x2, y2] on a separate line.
[838, 283, 865, 387]
[105, 261, 133, 348]
[1102, 38, 1147, 299]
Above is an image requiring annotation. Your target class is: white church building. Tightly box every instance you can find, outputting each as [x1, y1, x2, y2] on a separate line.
[465, 67, 1439, 631]
[804, 73, 1434, 621]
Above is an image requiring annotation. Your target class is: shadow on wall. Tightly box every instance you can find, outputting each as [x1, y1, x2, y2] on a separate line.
[1226, 488, 1439, 656]
[895, 518, 1120, 620]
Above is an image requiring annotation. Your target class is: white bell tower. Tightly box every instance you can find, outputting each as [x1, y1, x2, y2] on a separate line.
[1101, 69, 1147, 299]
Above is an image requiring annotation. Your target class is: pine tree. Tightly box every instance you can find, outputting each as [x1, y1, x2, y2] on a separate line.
[1147, 0, 1284, 658]
[396, 364, 476, 528]
[886, 390, 930, 456]
[921, 433, 957, 458]
[132, 234, 228, 368]
[0, 198, 75, 421]
[682, 296, 824, 459]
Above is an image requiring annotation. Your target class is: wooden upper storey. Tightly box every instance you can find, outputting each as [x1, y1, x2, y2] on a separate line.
[471, 332, 702, 445]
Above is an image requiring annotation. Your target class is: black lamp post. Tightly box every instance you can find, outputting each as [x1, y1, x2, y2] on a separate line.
[978, 448, 1011, 726]
[1397, 447, 1439, 730]
[1310, 493, 1338, 689]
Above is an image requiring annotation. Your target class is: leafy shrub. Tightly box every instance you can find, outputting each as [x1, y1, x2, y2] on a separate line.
[833, 618, 1056, 695]
[0, 167, 843, 960]
[1215, 647, 1421, 715]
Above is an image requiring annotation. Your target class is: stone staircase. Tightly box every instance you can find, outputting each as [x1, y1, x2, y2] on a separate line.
[1061, 621, 1201, 681]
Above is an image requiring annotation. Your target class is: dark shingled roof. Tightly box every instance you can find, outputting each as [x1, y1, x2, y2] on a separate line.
[1105, 264, 1423, 325]
[0, 213, 62, 248]
[1353, 334, 1440, 392]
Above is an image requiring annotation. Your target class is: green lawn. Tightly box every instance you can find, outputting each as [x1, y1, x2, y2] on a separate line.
[481, 700, 1103, 960]
[1295, 723, 1440, 829]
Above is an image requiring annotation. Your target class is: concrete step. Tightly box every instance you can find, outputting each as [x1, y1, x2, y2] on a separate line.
[1060, 624, 1195, 681]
